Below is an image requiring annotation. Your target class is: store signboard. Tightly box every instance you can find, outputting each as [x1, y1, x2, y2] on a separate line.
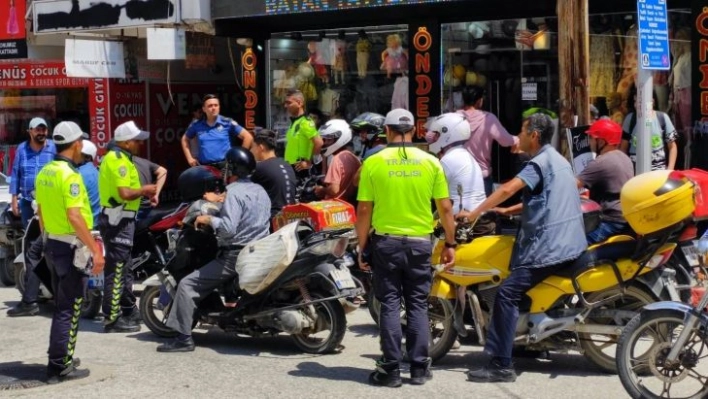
[0, 61, 90, 88]
[33, 0, 177, 34]
[215, 0, 463, 17]
[409, 21, 441, 142]
[565, 125, 594, 175]
[692, 4, 708, 170]
[88, 78, 112, 157]
[65, 39, 126, 78]
[0, 0, 28, 59]
[636, 0, 671, 70]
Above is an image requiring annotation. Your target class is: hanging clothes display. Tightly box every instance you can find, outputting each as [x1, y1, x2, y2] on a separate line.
[588, 31, 616, 98]
[319, 87, 341, 116]
[616, 25, 638, 99]
[391, 76, 409, 110]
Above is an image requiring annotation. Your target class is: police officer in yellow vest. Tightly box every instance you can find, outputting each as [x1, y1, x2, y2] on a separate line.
[356, 109, 457, 387]
[283, 90, 324, 179]
[99, 121, 156, 333]
[36, 121, 105, 383]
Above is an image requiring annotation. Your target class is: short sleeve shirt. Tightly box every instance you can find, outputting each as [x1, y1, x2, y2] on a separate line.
[36, 159, 93, 235]
[284, 115, 319, 164]
[133, 156, 159, 210]
[577, 150, 634, 222]
[185, 115, 244, 164]
[357, 145, 449, 235]
[324, 150, 361, 203]
[622, 112, 678, 170]
[98, 147, 142, 211]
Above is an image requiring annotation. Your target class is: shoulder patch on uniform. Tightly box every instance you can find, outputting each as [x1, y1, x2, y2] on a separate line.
[231, 120, 239, 126]
[119, 166, 127, 178]
[308, 120, 316, 128]
[69, 183, 80, 197]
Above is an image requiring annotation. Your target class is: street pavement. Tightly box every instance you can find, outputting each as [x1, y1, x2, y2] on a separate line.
[0, 286, 630, 398]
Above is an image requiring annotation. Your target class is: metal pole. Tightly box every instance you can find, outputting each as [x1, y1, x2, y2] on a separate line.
[635, 58, 653, 175]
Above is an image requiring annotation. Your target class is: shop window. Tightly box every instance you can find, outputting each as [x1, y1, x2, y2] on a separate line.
[268, 25, 409, 139]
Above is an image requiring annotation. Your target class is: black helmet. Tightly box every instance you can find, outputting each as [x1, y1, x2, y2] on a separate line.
[350, 112, 385, 136]
[225, 146, 256, 178]
[178, 166, 225, 201]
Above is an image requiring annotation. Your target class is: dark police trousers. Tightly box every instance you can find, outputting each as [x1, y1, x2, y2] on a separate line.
[484, 262, 569, 364]
[166, 250, 240, 336]
[98, 214, 137, 324]
[45, 239, 85, 372]
[371, 234, 432, 367]
[22, 236, 45, 304]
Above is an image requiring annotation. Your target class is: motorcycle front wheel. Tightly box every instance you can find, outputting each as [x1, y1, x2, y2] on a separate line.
[616, 309, 708, 399]
[579, 285, 655, 373]
[0, 256, 15, 286]
[291, 292, 347, 354]
[140, 285, 178, 338]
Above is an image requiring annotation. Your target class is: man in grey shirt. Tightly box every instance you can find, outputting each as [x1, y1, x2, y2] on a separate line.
[157, 147, 271, 352]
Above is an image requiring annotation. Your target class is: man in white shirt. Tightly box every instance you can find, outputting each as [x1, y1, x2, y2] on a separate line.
[426, 113, 492, 234]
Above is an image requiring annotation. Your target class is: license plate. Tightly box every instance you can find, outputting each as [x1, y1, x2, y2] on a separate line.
[88, 274, 104, 289]
[682, 243, 701, 267]
[330, 269, 356, 290]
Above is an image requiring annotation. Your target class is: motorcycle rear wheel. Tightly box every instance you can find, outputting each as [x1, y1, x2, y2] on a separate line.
[291, 292, 347, 354]
[617, 310, 708, 399]
[579, 285, 655, 374]
[81, 289, 102, 319]
[140, 285, 178, 338]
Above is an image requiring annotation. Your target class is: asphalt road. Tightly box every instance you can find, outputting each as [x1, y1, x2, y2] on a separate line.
[0, 286, 630, 398]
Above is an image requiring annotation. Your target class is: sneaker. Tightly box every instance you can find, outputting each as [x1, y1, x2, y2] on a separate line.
[467, 359, 517, 383]
[7, 302, 39, 317]
[410, 358, 433, 385]
[46, 365, 90, 385]
[104, 317, 141, 333]
[156, 337, 195, 353]
[368, 358, 402, 388]
[125, 310, 143, 324]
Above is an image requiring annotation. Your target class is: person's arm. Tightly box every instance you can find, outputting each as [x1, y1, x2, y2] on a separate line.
[182, 125, 198, 166]
[666, 141, 678, 170]
[36, 205, 44, 232]
[238, 128, 253, 150]
[435, 198, 457, 270]
[111, 162, 156, 201]
[320, 156, 343, 198]
[9, 149, 21, 217]
[620, 115, 632, 154]
[662, 114, 679, 171]
[152, 166, 167, 206]
[494, 203, 523, 216]
[488, 114, 519, 148]
[311, 135, 324, 161]
[457, 177, 527, 221]
[62, 176, 104, 274]
[204, 193, 242, 240]
[355, 201, 373, 271]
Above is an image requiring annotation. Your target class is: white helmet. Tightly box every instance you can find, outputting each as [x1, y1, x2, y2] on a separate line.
[319, 119, 352, 157]
[81, 140, 97, 160]
[425, 113, 471, 155]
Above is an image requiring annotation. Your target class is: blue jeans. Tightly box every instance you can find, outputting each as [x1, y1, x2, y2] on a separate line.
[586, 221, 628, 245]
[19, 198, 34, 228]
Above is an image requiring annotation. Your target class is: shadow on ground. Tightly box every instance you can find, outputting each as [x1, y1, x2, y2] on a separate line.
[288, 361, 371, 385]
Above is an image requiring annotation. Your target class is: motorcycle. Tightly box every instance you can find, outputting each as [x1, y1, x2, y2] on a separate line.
[14, 202, 189, 319]
[0, 204, 22, 286]
[140, 208, 362, 354]
[614, 169, 708, 399]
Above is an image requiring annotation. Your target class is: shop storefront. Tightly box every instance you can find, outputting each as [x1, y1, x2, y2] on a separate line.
[214, 0, 694, 181]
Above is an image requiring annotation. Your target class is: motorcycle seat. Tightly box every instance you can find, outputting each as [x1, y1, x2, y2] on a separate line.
[552, 239, 637, 279]
[136, 203, 182, 232]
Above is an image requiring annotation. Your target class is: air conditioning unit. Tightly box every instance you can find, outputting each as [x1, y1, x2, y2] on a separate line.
[181, 0, 211, 24]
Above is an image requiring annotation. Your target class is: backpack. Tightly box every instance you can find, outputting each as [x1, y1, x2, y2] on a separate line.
[628, 111, 667, 140]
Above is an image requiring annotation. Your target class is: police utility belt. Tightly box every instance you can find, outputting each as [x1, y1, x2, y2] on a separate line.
[102, 204, 137, 226]
[373, 232, 432, 242]
[47, 232, 103, 275]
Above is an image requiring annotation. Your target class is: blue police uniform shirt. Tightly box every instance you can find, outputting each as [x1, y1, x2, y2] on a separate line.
[78, 162, 101, 228]
[185, 115, 244, 164]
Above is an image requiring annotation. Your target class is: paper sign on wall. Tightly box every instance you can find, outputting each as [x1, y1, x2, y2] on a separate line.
[147, 28, 186, 60]
[65, 38, 126, 78]
[522, 82, 537, 101]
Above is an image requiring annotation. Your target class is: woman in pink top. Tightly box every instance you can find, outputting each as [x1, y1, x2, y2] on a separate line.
[459, 86, 519, 196]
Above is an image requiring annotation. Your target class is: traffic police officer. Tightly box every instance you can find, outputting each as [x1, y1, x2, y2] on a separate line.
[99, 121, 157, 333]
[356, 109, 457, 387]
[181, 94, 254, 168]
[36, 121, 105, 383]
[283, 90, 324, 179]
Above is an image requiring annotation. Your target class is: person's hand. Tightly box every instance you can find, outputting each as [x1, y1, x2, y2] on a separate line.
[441, 247, 456, 271]
[187, 157, 199, 167]
[511, 142, 522, 154]
[150, 195, 159, 207]
[295, 160, 312, 171]
[358, 250, 370, 272]
[314, 185, 326, 198]
[195, 215, 211, 230]
[141, 184, 157, 197]
[10, 198, 19, 217]
[203, 192, 225, 203]
[92, 252, 105, 276]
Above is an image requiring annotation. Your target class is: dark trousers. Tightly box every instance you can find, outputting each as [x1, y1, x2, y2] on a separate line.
[483, 176, 494, 197]
[21, 235, 44, 304]
[99, 215, 136, 323]
[371, 235, 432, 367]
[45, 239, 85, 371]
[484, 263, 567, 365]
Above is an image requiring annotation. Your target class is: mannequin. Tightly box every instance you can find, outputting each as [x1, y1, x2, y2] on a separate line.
[380, 33, 408, 79]
[356, 30, 371, 78]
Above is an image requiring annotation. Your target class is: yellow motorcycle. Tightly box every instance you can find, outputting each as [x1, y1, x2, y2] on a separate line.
[421, 170, 700, 373]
